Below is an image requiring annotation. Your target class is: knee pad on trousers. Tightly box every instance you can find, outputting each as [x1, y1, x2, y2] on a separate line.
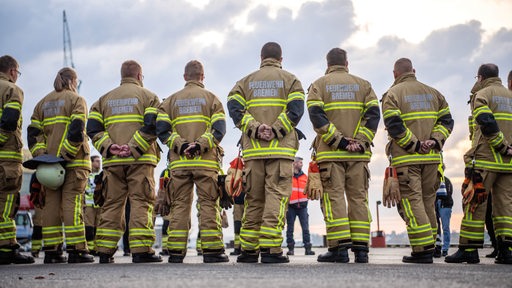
[32, 225, 43, 240]
[234, 221, 242, 234]
[85, 226, 95, 241]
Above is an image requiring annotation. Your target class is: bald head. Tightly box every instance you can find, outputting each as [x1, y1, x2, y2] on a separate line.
[121, 60, 142, 79]
[184, 60, 204, 81]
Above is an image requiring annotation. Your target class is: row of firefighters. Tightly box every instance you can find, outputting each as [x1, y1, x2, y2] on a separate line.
[1, 43, 512, 265]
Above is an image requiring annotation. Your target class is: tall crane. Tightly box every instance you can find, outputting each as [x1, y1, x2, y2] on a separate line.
[63, 10, 81, 91]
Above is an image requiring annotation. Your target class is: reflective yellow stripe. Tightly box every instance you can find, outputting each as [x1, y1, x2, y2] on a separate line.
[357, 126, 375, 141]
[396, 129, 412, 146]
[227, 93, 246, 107]
[42, 115, 70, 126]
[243, 147, 296, 158]
[0, 151, 22, 161]
[473, 105, 492, 118]
[144, 107, 157, 114]
[169, 159, 219, 170]
[247, 98, 286, 108]
[391, 153, 440, 166]
[104, 114, 143, 126]
[494, 112, 512, 121]
[324, 102, 364, 112]
[134, 130, 150, 151]
[432, 124, 450, 138]
[471, 160, 512, 172]
[307, 100, 324, 109]
[94, 132, 110, 151]
[277, 113, 292, 133]
[88, 111, 104, 124]
[67, 159, 91, 169]
[321, 123, 336, 142]
[70, 113, 86, 122]
[4, 101, 21, 111]
[401, 111, 437, 121]
[171, 115, 210, 127]
[103, 154, 158, 165]
[383, 109, 400, 119]
[62, 139, 78, 155]
[402, 198, 417, 227]
[211, 113, 225, 124]
[323, 192, 333, 221]
[316, 151, 371, 161]
[157, 112, 172, 125]
[287, 91, 305, 102]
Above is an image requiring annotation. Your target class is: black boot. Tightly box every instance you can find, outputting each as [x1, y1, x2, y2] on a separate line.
[304, 244, 315, 256]
[159, 249, 170, 256]
[0, 249, 35, 265]
[286, 245, 294, 256]
[44, 250, 68, 264]
[260, 249, 289, 264]
[485, 249, 498, 258]
[236, 250, 259, 263]
[68, 251, 94, 263]
[353, 249, 368, 263]
[317, 246, 349, 263]
[444, 248, 479, 264]
[230, 248, 241, 256]
[98, 252, 114, 264]
[495, 239, 512, 264]
[168, 250, 185, 263]
[433, 246, 442, 258]
[132, 252, 162, 263]
[203, 250, 229, 263]
[402, 251, 434, 264]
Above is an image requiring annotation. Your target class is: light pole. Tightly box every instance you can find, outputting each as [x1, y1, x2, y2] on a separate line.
[376, 200, 382, 232]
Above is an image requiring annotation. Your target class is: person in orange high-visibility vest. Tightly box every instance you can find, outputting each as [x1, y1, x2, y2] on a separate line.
[286, 157, 315, 256]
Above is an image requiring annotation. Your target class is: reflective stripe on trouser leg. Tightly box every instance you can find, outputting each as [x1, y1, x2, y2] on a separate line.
[127, 164, 156, 253]
[458, 201, 485, 248]
[259, 159, 292, 253]
[345, 161, 371, 249]
[396, 164, 439, 253]
[484, 171, 512, 245]
[59, 169, 88, 250]
[0, 163, 22, 247]
[196, 170, 224, 252]
[319, 162, 351, 248]
[167, 169, 195, 254]
[95, 166, 128, 254]
[233, 204, 243, 249]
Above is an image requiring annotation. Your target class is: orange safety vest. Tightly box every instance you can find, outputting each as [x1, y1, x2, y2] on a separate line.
[290, 172, 308, 205]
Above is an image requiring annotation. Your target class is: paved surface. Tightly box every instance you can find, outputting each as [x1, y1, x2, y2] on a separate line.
[0, 248, 509, 288]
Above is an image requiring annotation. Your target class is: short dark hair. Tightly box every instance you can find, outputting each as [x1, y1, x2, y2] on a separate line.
[121, 60, 142, 78]
[184, 60, 204, 80]
[91, 155, 100, 162]
[326, 48, 347, 66]
[477, 63, 499, 80]
[394, 58, 413, 74]
[0, 55, 18, 73]
[261, 42, 282, 60]
[508, 70, 512, 82]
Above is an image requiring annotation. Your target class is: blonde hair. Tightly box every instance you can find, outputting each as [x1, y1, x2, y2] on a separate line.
[54, 67, 77, 92]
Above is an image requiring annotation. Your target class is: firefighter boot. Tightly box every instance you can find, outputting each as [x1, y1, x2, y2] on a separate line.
[203, 249, 229, 263]
[132, 252, 163, 263]
[305, 243, 315, 255]
[402, 251, 434, 264]
[98, 252, 114, 264]
[68, 251, 94, 263]
[495, 239, 512, 264]
[353, 247, 369, 263]
[236, 250, 259, 263]
[168, 250, 185, 263]
[287, 244, 294, 256]
[230, 247, 241, 256]
[44, 250, 68, 264]
[445, 248, 480, 264]
[0, 248, 35, 265]
[260, 248, 289, 264]
[317, 246, 349, 263]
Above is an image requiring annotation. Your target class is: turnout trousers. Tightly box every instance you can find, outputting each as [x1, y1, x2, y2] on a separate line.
[167, 169, 223, 256]
[233, 203, 244, 250]
[43, 168, 89, 252]
[396, 164, 440, 253]
[95, 164, 156, 255]
[0, 163, 22, 250]
[240, 159, 292, 254]
[319, 161, 371, 250]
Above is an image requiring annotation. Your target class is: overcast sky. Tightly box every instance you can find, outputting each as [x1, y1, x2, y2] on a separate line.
[2, 0, 511, 239]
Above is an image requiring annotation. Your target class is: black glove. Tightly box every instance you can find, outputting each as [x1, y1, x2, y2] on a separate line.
[93, 171, 105, 207]
[187, 143, 201, 157]
[218, 175, 233, 210]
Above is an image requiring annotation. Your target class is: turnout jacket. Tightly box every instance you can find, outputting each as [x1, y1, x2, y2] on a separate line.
[28, 88, 90, 170]
[0, 72, 23, 162]
[227, 58, 305, 160]
[87, 77, 160, 167]
[307, 65, 380, 162]
[382, 72, 454, 167]
[464, 77, 512, 173]
[156, 80, 226, 171]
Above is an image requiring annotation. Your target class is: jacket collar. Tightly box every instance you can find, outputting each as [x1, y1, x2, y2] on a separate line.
[294, 170, 304, 178]
[185, 80, 204, 88]
[480, 77, 502, 88]
[260, 58, 282, 69]
[0, 72, 12, 83]
[392, 72, 416, 87]
[325, 65, 348, 75]
[120, 77, 143, 87]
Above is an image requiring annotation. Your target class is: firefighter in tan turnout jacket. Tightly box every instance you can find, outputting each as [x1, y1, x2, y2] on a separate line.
[0, 55, 34, 265]
[156, 60, 228, 263]
[227, 42, 305, 264]
[28, 67, 94, 263]
[307, 48, 380, 263]
[382, 58, 453, 264]
[446, 64, 512, 265]
[87, 60, 162, 264]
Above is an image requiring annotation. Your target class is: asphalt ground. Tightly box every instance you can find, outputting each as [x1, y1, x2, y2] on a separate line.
[0, 248, 509, 288]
